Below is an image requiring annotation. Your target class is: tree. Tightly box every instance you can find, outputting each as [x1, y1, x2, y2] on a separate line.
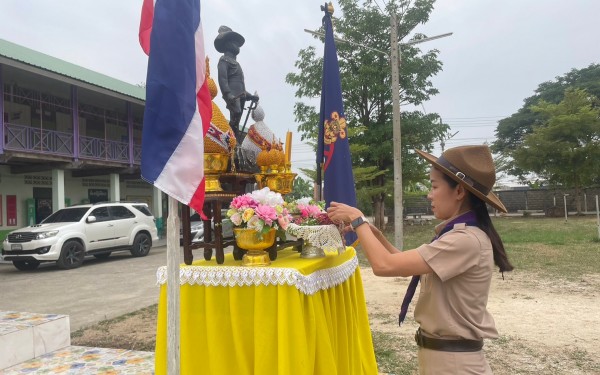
[513, 88, 600, 213]
[493, 64, 600, 179]
[287, 176, 315, 201]
[286, 0, 448, 229]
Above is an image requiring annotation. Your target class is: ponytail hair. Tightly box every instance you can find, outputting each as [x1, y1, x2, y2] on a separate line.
[441, 172, 514, 272]
[468, 194, 514, 272]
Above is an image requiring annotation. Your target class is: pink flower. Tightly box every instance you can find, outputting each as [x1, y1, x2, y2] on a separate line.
[308, 205, 323, 217]
[231, 195, 258, 209]
[299, 206, 310, 218]
[254, 204, 277, 226]
[298, 204, 323, 218]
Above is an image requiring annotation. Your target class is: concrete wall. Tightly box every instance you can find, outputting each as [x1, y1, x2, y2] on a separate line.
[496, 187, 600, 213]
[403, 187, 600, 215]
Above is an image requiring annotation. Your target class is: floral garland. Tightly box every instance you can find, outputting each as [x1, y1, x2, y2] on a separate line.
[285, 197, 333, 226]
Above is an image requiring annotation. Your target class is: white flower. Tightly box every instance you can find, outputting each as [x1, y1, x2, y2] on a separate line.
[250, 187, 284, 207]
[230, 213, 242, 226]
[247, 215, 264, 232]
[296, 197, 312, 205]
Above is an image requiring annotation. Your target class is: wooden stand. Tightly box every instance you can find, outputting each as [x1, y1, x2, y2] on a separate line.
[182, 192, 237, 265]
[182, 173, 256, 265]
[181, 171, 303, 265]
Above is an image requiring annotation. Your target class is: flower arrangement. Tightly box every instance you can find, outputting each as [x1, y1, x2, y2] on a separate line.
[227, 187, 290, 236]
[286, 197, 333, 226]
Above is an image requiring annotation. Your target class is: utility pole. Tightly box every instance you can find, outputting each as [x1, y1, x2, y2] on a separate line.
[305, 19, 451, 250]
[390, 13, 403, 249]
[440, 126, 459, 153]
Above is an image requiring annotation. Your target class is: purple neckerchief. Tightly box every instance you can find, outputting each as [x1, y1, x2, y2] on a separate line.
[398, 211, 479, 326]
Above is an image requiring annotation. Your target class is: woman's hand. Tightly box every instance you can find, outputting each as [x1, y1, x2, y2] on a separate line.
[326, 202, 363, 225]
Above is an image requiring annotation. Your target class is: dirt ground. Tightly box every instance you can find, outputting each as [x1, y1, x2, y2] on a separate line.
[364, 267, 600, 373]
[73, 267, 600, 373]
[364, 268, 600, 355]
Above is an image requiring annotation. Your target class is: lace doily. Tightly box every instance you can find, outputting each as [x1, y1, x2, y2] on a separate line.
[286, 223, 345, 252]
[156, 255, 358, 295]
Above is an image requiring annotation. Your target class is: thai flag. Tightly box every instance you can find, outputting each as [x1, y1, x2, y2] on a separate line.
[317, 8, 358, 245]
[139, 0, 212, 213]
[138, 0, 154, 55]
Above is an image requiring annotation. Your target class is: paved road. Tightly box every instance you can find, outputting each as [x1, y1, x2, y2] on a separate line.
[0, 240, 175, 331]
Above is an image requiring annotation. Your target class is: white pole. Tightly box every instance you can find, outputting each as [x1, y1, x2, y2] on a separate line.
[584, 192, 588, 213]
[596, 195, 600, 240]
[563, 194, 568, 223]
[166, 196, 180, 374]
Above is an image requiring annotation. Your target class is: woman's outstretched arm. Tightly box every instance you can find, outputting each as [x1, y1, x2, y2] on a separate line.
[328, 202, 432, 277]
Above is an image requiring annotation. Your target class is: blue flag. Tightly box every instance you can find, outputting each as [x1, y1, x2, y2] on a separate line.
[316, 8, 358, 245]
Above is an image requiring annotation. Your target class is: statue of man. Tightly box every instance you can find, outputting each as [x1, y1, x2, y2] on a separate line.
[214, 26, 259, 141]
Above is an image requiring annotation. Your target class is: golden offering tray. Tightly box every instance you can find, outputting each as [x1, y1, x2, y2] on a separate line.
[254, 171, 297, 195]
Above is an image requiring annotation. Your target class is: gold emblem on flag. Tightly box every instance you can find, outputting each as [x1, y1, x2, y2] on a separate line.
[324, 111, 347, 145]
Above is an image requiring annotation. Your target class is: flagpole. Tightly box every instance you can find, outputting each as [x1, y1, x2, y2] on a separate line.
[166, 196, 180, 374]
[316, 163, 323, 201]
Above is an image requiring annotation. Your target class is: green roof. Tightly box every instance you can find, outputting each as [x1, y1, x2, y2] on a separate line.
[0, 38, 145, 101]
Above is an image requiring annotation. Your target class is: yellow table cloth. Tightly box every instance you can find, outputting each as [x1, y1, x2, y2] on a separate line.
[155, 247, 378, 375]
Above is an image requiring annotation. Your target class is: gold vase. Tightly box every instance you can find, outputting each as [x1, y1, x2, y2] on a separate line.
[234, 228, 277, 266]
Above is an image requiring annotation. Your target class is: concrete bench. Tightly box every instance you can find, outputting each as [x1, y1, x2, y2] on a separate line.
[0, 311, 70, 370]
[404, 213, 432, 225]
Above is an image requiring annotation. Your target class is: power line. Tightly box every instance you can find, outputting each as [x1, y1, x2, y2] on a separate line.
[372, 0, 385, 14]
[448, 124, 496, 128]
[446, 120, 501, 124]
[443, 115, 508, 119]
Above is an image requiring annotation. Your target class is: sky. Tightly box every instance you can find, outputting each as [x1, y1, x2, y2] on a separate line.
[1, 0, 599, 184]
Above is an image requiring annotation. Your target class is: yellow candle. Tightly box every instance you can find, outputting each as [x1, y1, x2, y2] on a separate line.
[285, 131, 292, 164]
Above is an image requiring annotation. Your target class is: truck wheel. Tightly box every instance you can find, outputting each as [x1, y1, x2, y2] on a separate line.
[130, 233, 151, 257]
[13, 259, 41, 271]
[57, 240, 85, 269]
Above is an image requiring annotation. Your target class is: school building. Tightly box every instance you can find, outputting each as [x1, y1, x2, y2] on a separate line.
[0, 38, 165, 232]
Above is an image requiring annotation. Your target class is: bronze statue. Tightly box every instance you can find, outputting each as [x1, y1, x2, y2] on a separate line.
[214, 26, 259, 141]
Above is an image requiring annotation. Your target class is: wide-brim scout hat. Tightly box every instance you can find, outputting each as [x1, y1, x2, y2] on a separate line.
[214, 25, 245, 53]
[416, 145, 507, 213]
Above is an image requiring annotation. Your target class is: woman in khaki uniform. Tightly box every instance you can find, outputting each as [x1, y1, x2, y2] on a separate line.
[327, 145, 513, 374]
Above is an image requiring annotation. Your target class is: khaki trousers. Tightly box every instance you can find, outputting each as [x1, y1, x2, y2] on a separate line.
[418, 347, 493, 374]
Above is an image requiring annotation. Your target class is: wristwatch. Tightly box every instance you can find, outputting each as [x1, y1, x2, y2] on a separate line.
[350, 216, 369, 231]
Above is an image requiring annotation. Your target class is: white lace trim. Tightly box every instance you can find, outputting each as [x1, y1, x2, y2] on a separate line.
[286, 223, 345, 252]
[156, 255, 358, 295]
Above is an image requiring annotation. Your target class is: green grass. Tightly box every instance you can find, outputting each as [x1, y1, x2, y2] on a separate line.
[0, 230, 10, 243]
[493, 216, 600, 279]
[370, 330, 418, 375]
[357, 216, 600, 280]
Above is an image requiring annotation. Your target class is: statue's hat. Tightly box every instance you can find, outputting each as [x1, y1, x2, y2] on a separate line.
[214, 26, 245, 53]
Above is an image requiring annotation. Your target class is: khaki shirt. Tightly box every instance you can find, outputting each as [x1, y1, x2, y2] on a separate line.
[415, 223, 498, 340]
